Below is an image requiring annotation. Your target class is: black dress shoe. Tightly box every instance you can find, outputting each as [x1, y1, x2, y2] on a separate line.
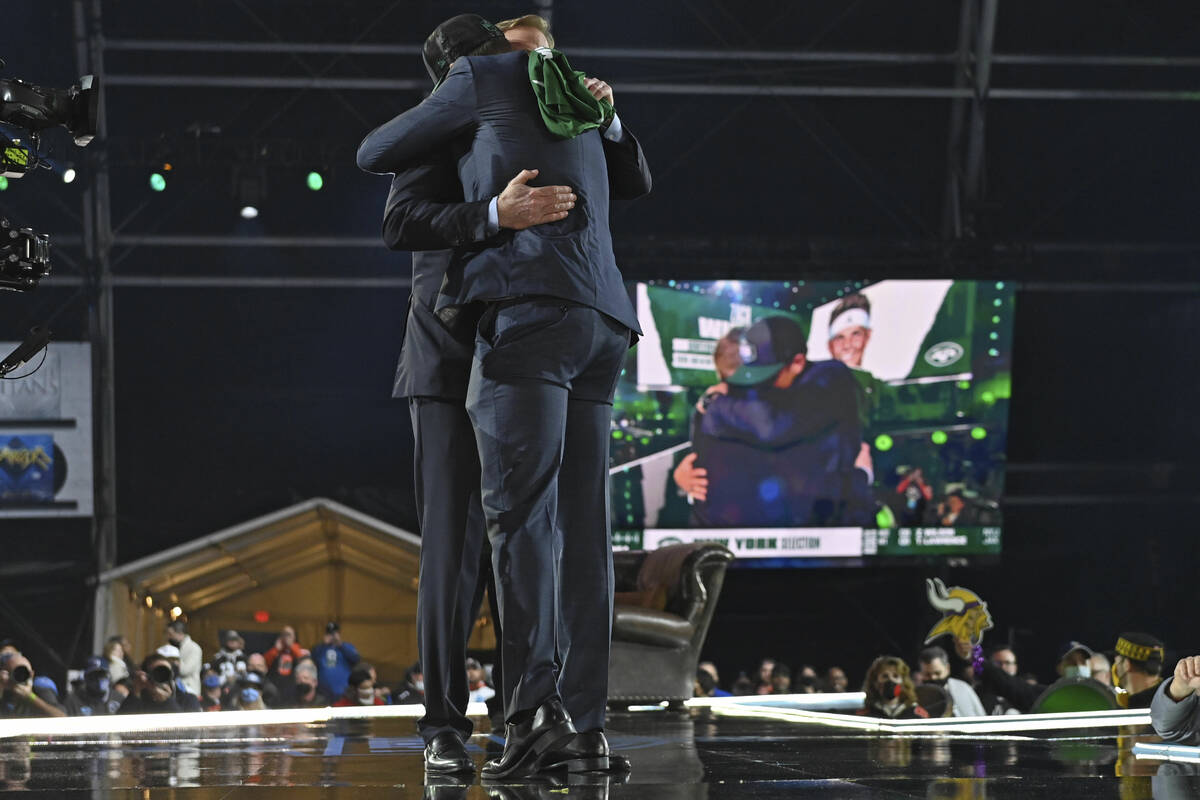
[482, 698, 577, 779]
[424, 731, 474, 775]
[538, 730, 631, 773]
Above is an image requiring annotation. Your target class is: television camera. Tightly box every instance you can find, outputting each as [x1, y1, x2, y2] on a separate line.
[1, 57, 99, 294]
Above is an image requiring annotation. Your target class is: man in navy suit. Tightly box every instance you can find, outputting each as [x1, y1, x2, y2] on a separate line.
[362, 14, 650, 777]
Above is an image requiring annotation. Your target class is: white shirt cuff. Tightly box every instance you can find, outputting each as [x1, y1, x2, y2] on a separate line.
[603, 113, 625, 142]
[487, 196, 500, 234]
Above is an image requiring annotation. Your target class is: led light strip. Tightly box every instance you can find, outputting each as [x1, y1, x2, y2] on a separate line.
[703, 697, 1150, 734]
[685, 692, 866, 711]
[0, 702, 492, 740]
[1133, 742, 1200, 763]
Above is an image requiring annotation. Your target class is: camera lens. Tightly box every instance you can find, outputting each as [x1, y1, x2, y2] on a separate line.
[11, 665, 31, 684]
[150, 664, 174, 684]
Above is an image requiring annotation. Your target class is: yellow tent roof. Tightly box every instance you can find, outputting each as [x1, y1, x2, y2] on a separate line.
[98, 498, 421, 613]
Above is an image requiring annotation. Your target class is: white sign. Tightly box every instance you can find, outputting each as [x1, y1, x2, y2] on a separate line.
[642, 527, 864, 558]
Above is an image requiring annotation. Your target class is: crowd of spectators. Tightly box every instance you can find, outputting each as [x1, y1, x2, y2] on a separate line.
[0, 620, 492, 719]
[692, 631, 1168, 720]
[3, 619, 1169, 724]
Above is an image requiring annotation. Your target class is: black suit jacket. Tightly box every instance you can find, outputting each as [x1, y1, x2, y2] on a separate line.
[376, 73, 653, 399]
[383, 152, 490, 400]
[358, 50, 650, 336]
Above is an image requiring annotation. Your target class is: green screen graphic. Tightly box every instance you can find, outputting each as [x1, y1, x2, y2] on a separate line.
[609, 279, 1014, 564]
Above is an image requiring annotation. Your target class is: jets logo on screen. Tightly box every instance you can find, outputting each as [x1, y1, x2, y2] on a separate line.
[924, 341, 964, 368]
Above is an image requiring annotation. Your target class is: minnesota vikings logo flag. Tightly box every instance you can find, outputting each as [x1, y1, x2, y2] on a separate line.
[924, 578, 994, 646]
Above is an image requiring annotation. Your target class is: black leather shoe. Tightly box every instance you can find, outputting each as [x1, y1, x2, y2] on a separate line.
[424, 731, 474, 775]
[538, 730, 631, 773]
[482, 698, 577, 779]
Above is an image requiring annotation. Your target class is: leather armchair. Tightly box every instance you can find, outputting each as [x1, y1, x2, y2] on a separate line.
[607, 542, 734, 706]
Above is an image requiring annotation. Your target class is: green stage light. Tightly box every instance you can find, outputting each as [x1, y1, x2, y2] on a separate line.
[931, 430, 948, 445]
[993, 298, 1002, 307]
[957, 380, 971, 390]
[981, 391, 996, 404]
[992, 315, 1001, 324]
[988, 348, 999, 357]
[874, 433, 894, 451]
[971, 427, 988, 440]
[995, 281, 1005, 290]
[306, 171, 324, 191]
[989, 332, 999, 340]
[149, 173, 166, 191]
[0, 176, 7, 191]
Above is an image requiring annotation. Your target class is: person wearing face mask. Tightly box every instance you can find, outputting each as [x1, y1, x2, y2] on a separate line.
[1109, 632, 1165, 708]
[333, 667, 386, 707]
[64, 656, 116, 716]
[0, 652, 66, 718]
[857, 656, 929, 719]
[288, 660, 330, 709]
[918, 646, 986, 717]
[973, 640, 1097, 714]
[118, 654, 201, 714]
[243, 653, 279, 708]
[199, 672, 224, 712]
[393, 662, 426, 705]
[234, 672, 268, 711]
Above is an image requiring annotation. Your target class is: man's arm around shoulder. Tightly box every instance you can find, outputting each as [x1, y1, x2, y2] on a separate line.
[357, 59, 477, 175]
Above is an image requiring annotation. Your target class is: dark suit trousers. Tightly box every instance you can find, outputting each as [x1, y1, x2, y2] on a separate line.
[466, 299, 627, 729]
[410, 396, 501, 743]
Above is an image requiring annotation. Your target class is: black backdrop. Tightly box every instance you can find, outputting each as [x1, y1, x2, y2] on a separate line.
[3, 0, 1200, 688]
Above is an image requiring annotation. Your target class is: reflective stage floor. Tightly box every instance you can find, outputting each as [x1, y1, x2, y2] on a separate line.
[0, 703, 1194, 798]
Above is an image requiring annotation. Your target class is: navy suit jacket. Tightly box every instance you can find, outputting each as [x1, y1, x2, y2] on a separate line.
[358, 50, 649, 336]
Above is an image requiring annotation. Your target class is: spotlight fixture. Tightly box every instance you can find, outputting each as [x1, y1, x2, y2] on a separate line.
[232, 166, 267, 219]
[149, 172, 166, 192]
[61, 166, 76, 184]
[306, 170, 323, 191]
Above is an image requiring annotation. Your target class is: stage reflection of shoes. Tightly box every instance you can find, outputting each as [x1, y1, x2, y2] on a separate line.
[538, 730, 631, 774]
[546, 769, 628, 791]
[423, 772, 472, 799]
[424, 731, 474, 775]
[482, 785, 540, 800]
[481, 698, 576, 779]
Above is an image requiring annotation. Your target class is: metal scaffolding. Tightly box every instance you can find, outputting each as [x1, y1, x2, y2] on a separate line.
[48, 0, 1200, 639]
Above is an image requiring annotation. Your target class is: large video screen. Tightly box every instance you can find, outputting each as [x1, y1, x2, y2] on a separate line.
[609, 279, 1014, 565]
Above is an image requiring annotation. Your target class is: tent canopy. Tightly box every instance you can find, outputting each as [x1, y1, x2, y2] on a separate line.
[93, 498, 469, 685]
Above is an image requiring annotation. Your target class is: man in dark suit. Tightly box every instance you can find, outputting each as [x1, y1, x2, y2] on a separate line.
[359, 14, 650, 778]
[378, 21, 579, 776]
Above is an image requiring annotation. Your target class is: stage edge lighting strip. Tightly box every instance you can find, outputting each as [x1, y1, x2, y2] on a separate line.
[704, 697, 1150, 734]
[0, 702, 492, 740]
[1133, 743, 1200, 763]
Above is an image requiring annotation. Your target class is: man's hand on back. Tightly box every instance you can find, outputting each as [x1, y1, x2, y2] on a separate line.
[497, 169, 576, 230]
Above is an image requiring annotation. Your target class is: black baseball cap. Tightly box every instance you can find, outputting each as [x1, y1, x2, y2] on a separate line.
[726, 317, 809, 387]
[423, 14, 506, 89]
[326, 621, 340, 634]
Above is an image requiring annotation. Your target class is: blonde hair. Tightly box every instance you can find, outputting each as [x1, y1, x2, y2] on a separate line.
[713, 327, 745, 380]
[496, 14, 555, 48]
